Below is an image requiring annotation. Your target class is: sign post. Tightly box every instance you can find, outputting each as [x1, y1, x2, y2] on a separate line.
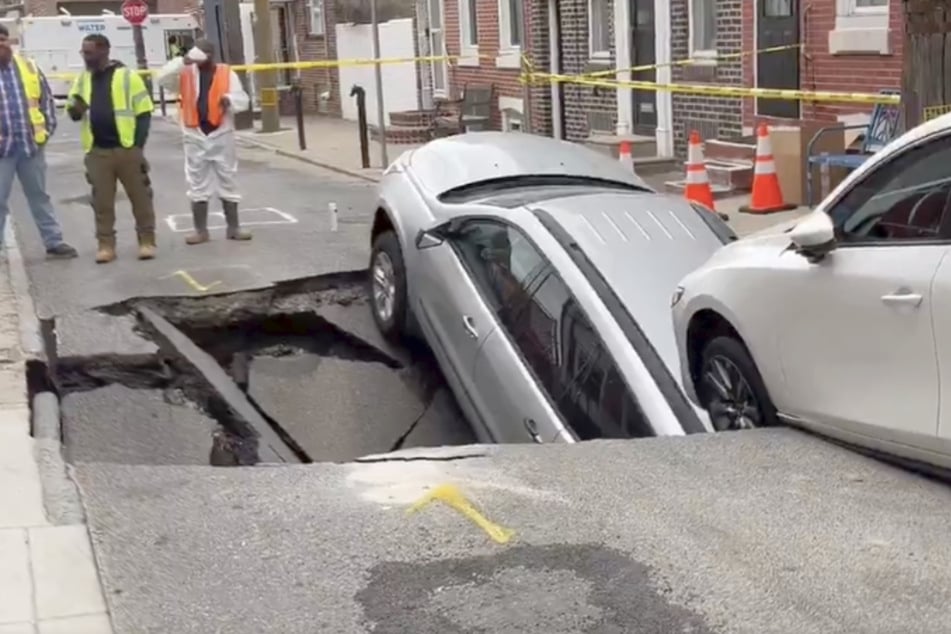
[121, 0, 152, 98]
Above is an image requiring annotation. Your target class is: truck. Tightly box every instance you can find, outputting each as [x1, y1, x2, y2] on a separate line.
[14, 13, 200, 98]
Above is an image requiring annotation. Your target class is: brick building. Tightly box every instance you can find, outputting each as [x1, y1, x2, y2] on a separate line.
[669, 0, 902, 157]
[441, 0, 537, 132]
[798, 0, 902, 123]
[284, 0, 341, 115]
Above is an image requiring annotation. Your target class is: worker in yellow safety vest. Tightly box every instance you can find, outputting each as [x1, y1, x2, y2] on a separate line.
[0, 24, 78, 259]
[65, 33, 156, 264]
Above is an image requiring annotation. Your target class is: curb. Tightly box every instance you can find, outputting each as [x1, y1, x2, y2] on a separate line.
[32, 392, 86, 525]
[235, 134, 383, 183]
[4, 225, 87, 526]
[4, 223, 45, 360]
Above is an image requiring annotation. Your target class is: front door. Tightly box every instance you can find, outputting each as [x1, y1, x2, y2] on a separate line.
[630, 0, 656, 133]
[426, 0, 448, 97]
[756, 0, 800, 119]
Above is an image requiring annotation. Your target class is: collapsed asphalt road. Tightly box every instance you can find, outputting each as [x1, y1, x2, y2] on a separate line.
[49, 273, 476, 467]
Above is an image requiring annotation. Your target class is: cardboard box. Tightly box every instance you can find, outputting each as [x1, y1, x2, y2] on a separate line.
[767, 120, 848, 206]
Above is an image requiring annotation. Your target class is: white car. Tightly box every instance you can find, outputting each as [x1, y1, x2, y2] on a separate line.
[672, 112, 951, 470]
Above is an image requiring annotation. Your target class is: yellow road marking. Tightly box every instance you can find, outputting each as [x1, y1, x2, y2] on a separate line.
[171, 270, 222, 293]
[408, 483, 515, 545]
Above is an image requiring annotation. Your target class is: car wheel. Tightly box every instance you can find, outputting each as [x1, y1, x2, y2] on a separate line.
[698, 336, 779, 431]
[369, 230, 408, 340]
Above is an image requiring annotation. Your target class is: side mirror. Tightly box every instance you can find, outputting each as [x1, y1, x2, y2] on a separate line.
[415, 228, 444, 250]
[790, 211, 836, 263]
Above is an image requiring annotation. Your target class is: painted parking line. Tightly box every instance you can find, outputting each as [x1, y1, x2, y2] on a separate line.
[408, 483, 515, 545]
[164, 207, 299, 233]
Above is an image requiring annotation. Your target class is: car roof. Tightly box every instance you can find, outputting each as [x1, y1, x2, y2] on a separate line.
[528, 191, 726, 377]
[406, 131, 651, 195]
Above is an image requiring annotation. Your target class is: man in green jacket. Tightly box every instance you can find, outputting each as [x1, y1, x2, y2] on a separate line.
[66, 33, 156, 263]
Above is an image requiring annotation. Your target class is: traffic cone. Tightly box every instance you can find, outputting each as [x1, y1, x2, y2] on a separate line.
[684, 130, 716, 211]
[618, 140, 634, 173]
[740, 123, 796, 214]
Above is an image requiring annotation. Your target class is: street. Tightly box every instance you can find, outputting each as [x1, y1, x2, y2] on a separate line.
[14, 118, 475, 466]
[5, 117, 951, 634]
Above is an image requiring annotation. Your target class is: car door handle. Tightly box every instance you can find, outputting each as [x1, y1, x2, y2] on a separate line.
[462, 315, 479, 339]
[881, 292, 923, 307]
[523, 418, 543, 443]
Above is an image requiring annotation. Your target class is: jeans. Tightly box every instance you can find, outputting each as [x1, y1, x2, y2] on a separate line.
[0, 148, 65, 250]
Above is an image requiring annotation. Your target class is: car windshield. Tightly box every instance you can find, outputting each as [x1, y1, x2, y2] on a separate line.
[438, 174, 653, 204]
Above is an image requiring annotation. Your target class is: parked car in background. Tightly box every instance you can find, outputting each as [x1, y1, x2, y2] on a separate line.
[672, 112, 951, 469]
[368, 132, 736, 445]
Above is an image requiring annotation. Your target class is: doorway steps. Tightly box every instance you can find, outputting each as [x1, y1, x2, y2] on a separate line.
[584, 133, 680, 176]
[664, 137, 757, 198]
[368, 110, 436, 145]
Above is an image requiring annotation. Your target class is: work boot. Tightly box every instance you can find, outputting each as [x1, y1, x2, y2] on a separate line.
[137, 233, 157, 261]
[95, 238, 116, 264]
[223, 200, 252, 241]
[185, 201, 210, 245]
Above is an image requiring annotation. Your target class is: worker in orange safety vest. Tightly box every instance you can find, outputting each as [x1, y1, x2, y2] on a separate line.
[156, 39, 252, 244]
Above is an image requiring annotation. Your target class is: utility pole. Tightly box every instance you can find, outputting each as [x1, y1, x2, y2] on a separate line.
[253, 0, 281, 133]
[900, 0, 950, 131]
[371, 0, 388, 166]
[132, 25, 152, 97]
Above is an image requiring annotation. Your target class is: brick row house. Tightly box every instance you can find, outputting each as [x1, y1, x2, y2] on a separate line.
[669, 0, 902, 151]
[435, 0, 677, 162]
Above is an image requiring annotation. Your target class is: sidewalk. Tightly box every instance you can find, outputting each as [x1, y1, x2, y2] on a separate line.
[0, 229, 113, 634]
[234, 114, 809, 236]
[235, 115, 418, 183]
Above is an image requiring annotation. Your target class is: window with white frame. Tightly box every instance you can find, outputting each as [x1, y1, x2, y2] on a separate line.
[831, 0, 889, 55]
[502, 109, 524, 132]
[460, 0, 479, 50]
[690, 0, 716, 57]
[500, 0, 523, 50]
[588, 0, 611, 58]
[308, 0, 325, 36]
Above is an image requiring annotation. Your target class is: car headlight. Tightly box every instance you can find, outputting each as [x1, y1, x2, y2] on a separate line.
[670, 285, 685, 308]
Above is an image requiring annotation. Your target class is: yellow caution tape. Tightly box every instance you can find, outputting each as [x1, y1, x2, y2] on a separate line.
[578, 43, 802, 79]
[42, 46, 897, 106]
[531, 72, 901, 105]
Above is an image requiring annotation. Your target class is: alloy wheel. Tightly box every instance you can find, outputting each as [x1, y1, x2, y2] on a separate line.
[371, 250, 396, 323]
[700, 355, 762, 431]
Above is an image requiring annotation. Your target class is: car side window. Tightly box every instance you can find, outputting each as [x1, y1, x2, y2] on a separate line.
[449, 220, 652, 440]
[828, 134, 951, 243]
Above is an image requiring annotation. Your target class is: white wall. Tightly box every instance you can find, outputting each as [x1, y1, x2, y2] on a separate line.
[335, 18, 418, 126]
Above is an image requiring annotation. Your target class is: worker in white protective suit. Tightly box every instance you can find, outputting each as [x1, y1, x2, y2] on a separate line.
[156, 39, 252, 244]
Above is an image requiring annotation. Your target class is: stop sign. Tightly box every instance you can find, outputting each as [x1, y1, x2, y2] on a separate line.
[121, 0, 149, 26]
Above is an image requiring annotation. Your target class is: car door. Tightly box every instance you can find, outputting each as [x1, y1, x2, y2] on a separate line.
[454, 220, 655, 443]
[776, 131, 951, 439]
[413, 223, 502, 441]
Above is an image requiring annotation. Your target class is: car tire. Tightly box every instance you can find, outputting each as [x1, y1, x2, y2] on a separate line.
[369, 230, 408, 341]
[698, 336, 779, 431]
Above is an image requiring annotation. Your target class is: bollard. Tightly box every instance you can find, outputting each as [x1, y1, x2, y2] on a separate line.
[350, 85, 370, 169]
[292, 80, 307, 151]
[329, 202, 339, 232]
[159, 86, 167, 117]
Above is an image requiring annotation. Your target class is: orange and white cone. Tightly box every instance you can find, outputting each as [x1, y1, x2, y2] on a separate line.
[618, 140, 634, 173]
[684, 130, 716, 211]
[740, 123, 796, 214]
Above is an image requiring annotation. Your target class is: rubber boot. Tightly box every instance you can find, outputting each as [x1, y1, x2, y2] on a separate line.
[223, 200, 252, 241]
[95, 237, 116, 264]
[185, 201, 210, 245]
[137, 232, 157, 260]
